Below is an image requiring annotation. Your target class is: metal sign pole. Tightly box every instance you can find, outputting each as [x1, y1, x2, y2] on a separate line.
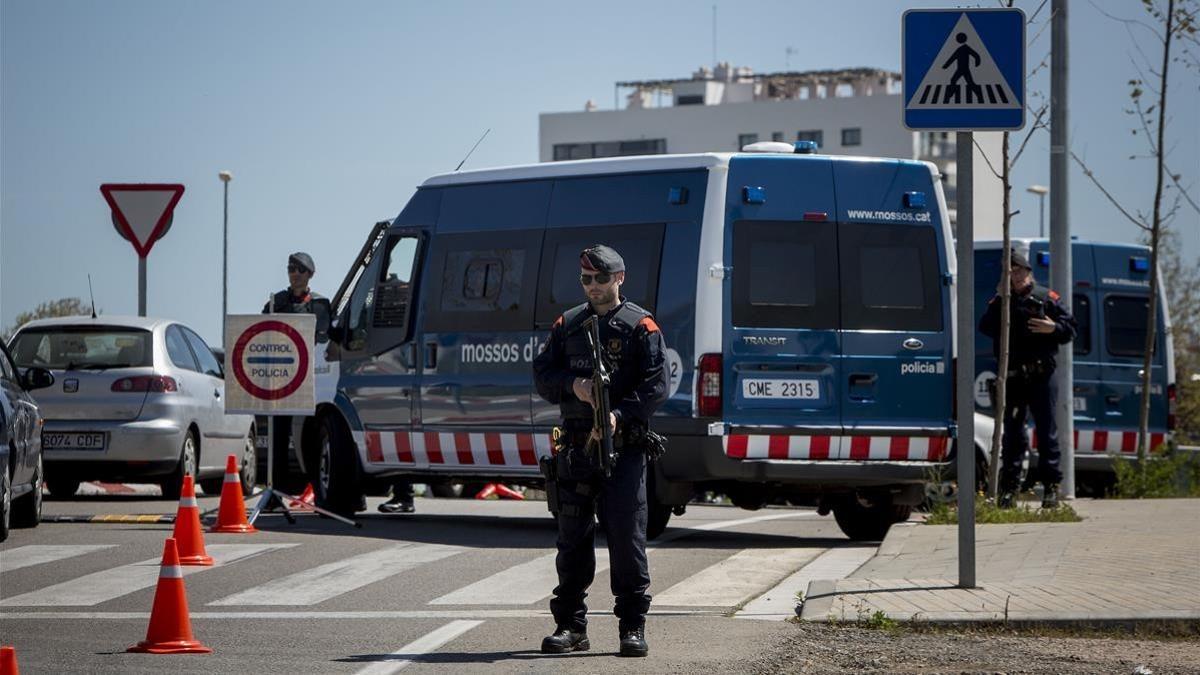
[138, 257, 147, 317]
[1051, 0, 1074, 499]
[956, 131, 977, 589]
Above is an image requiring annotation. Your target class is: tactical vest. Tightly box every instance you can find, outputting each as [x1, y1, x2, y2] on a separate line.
[270, 289, 314, 314]
[558, 301, 652, 426]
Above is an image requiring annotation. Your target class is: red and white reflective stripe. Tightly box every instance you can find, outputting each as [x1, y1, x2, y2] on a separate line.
[178, 496, 198, 508]
[723, 435, 948, 461]
[360, 431, 553, 468]
[1032, 429, 1167, 453]
[159, 564, 184, 579]
[223, 471, 239, 483]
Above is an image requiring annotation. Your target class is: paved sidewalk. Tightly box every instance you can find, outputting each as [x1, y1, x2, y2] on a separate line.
[800, 498, 1200, 623]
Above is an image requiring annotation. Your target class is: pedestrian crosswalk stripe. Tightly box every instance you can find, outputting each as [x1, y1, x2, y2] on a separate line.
[210, 543, 463, 606]
[734, 545, 878, 620]
[654, 548, 825, 607]
[353, 619, 483, 675]
[906, 12, 1020, 111]
[428, 549, 611, 606]
[0, 545, 117, 573]
[0, 544, 295, 607]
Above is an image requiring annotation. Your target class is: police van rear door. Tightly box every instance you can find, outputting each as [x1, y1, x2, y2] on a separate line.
[834, 161, 951, 460]
[723, 156, 843, 459]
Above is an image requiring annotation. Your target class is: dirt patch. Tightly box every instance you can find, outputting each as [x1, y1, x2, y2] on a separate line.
[752, 622, 1200, 674]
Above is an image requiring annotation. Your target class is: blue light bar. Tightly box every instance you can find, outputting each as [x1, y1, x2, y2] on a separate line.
[1130, 256, 1150, 273]
[903, 191, 927, 209]
[743, 186, 766, 204]
[668, 187, 688, 205]
[793, 141, 819, 154]
[1037, 251, 1051, 267]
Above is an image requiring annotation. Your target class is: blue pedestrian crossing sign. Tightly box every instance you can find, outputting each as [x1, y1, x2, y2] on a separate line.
[903, 8, 1025, 131]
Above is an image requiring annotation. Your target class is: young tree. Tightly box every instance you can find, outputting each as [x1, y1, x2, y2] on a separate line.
[2, 297, 90, 343]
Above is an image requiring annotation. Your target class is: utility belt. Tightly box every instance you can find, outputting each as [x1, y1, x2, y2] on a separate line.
[1007, 358, 1054, 379]
[538, 422, 668, 517]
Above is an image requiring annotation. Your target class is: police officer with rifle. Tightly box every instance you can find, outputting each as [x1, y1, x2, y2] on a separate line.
[533, 244, 669, 657]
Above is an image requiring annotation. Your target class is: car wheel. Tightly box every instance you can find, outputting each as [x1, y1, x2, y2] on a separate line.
[0, 456, 11, 543]
[45, 477, 81, 500]
[12, 452, 43, 529]
[314, 415, 364, 517]
[832, 495, 909, 542]
[161, 431, 197, 502]
[239, 430, 258, 493]
[429, 482, 464, 499]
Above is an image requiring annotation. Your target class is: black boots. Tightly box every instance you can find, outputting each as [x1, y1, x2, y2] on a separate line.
[619, 626, 648, 657]
[998, 491, 1016, 509]
[1041, 484, 1060, 509]
[540, 627, 589, 654]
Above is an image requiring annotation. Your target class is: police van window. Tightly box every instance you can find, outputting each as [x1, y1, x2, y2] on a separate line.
[1073, 294, 1091, 355]
[732, 220, 839, 329]
[839, 223, 941, 331]
[424, 230, 539, 332]
[181, 327, 222, 378]
[165, 325, 199, 371]
[535, 224, 664, 327]
[1105, 295, 1153, 357]
[372, 235, 420, 330]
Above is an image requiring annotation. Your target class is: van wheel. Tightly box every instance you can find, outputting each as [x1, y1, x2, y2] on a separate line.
[12, 453, 43, 529]
[161, 432, 198, 502]
[646, 468, 671, 540]
[728, 484, 768, 511]
[429, 482, 464, 499]
[315, 415, 364, 517]
[832, 496, 910, 542]
[45, 477, 81, 500]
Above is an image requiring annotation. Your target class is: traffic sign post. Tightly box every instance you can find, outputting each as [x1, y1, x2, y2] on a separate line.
[100, 183, 185, 317]
[224, 313, 358, 529]
[903, 8, 1025, 590]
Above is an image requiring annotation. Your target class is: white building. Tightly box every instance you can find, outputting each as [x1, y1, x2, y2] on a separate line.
[539, 64, 1003, 239]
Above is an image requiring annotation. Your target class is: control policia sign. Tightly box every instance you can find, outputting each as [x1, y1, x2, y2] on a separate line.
[224, 315, 315, 415]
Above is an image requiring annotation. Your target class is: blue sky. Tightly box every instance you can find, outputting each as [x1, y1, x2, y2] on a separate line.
[3, 0, 1197, 345]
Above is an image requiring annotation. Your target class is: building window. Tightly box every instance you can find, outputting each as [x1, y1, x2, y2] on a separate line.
[552, 139, 667, 161]
[771, 131, 784, 142]
[841, 127, 862, 146]
[676, 94, 704, 105]
[737, 133, 759, 149]
[796, 130, 823, 147]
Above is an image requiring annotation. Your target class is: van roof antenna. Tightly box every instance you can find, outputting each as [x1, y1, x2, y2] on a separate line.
[455, 128, 491, 172]
[87, 274, 97, 318]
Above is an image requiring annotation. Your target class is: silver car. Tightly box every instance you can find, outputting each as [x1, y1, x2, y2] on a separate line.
[9, 316, 256, 499]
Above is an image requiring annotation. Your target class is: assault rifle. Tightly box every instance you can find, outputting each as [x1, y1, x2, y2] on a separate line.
[584, 316, 616, 478]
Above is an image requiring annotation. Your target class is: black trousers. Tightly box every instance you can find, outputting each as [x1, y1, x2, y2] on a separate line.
[549, 447, 650, 633]
[1001, 372, 1063, 490]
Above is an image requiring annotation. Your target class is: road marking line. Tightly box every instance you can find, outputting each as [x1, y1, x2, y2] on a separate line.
[733, 545, 877, 621]
[0, 608, 722, 620]
[428, 549, 610, 606]
[353, 619, 483, 675]
[210, 543, 463, 606]
[0, 545, 117, 572]
[654, 510, 816, 545]
[0, 544, 294, 607]
[654, 547, 826, 607]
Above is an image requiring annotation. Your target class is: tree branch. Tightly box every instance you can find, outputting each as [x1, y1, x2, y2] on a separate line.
[1164, 162, 1200, 214]
[1010, 104, 1049, 167]
[972, 138, 1004, 180]
[1070, 149, 1152, 230]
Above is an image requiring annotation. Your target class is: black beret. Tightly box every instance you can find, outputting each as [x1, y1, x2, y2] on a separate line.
[1009, 249, 1031, 270]
[580, 244, 625, 273]
[289, 252, 315, 274]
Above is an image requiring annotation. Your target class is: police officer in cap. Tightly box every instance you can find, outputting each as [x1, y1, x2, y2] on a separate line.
[533, 244, 669, 657]
[262, 253, 328, 491]
[979, 250, 1077, 508]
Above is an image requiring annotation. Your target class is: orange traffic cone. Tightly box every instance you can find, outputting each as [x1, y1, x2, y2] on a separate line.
[493, 484, 525, 500]
[210, 455, 257, 534]
[127, 538, 212, 654]
[171, 476, 213, 566]
[288, 483, 315, 508]
[474, 483, 497, 499]
[0, 645, 19, 675]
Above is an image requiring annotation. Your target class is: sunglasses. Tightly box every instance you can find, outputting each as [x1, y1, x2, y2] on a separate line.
[579, 272, 612, 286]
[287, 264, 309, 274]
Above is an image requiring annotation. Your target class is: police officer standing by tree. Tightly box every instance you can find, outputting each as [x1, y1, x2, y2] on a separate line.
[263, 253, 327, 492]
[533, 245, 669, 658]
[980, 250, 1077, 509]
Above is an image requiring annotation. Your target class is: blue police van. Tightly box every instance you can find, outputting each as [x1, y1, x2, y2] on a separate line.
[972, 238, 1176, 493]
[299, 142, 958, 540]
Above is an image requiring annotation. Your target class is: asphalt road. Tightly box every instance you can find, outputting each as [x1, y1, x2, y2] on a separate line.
[1, 492, 872, 673]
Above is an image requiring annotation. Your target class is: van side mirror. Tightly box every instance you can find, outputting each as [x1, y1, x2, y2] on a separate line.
[311, 298, 333, 343]
[22, 367, 55, 391]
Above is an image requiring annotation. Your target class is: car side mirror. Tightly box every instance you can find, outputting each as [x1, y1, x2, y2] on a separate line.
[22, 367, 55, 391]
[311, 298, 333, 344]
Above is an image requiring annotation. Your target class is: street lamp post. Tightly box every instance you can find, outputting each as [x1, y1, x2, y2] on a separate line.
[219, 171, 232, 345]
[1027, 184, 1048, 238]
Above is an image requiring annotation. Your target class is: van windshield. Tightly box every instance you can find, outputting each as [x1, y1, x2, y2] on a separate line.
[11, 327, 153, 370]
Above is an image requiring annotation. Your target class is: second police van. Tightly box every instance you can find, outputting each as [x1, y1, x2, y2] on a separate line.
[972, 238, 1176, 494]
[300, 141, 958, 541]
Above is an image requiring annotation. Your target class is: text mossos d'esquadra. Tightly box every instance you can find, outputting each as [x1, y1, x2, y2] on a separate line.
[460, 337, 543, 364]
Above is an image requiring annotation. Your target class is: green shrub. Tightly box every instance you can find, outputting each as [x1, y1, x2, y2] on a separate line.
[924, 497, 1081, 524]
[1111, 443, 1200, 498]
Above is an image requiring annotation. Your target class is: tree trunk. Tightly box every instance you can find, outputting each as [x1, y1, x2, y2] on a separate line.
[989, 132, 1014, 500]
